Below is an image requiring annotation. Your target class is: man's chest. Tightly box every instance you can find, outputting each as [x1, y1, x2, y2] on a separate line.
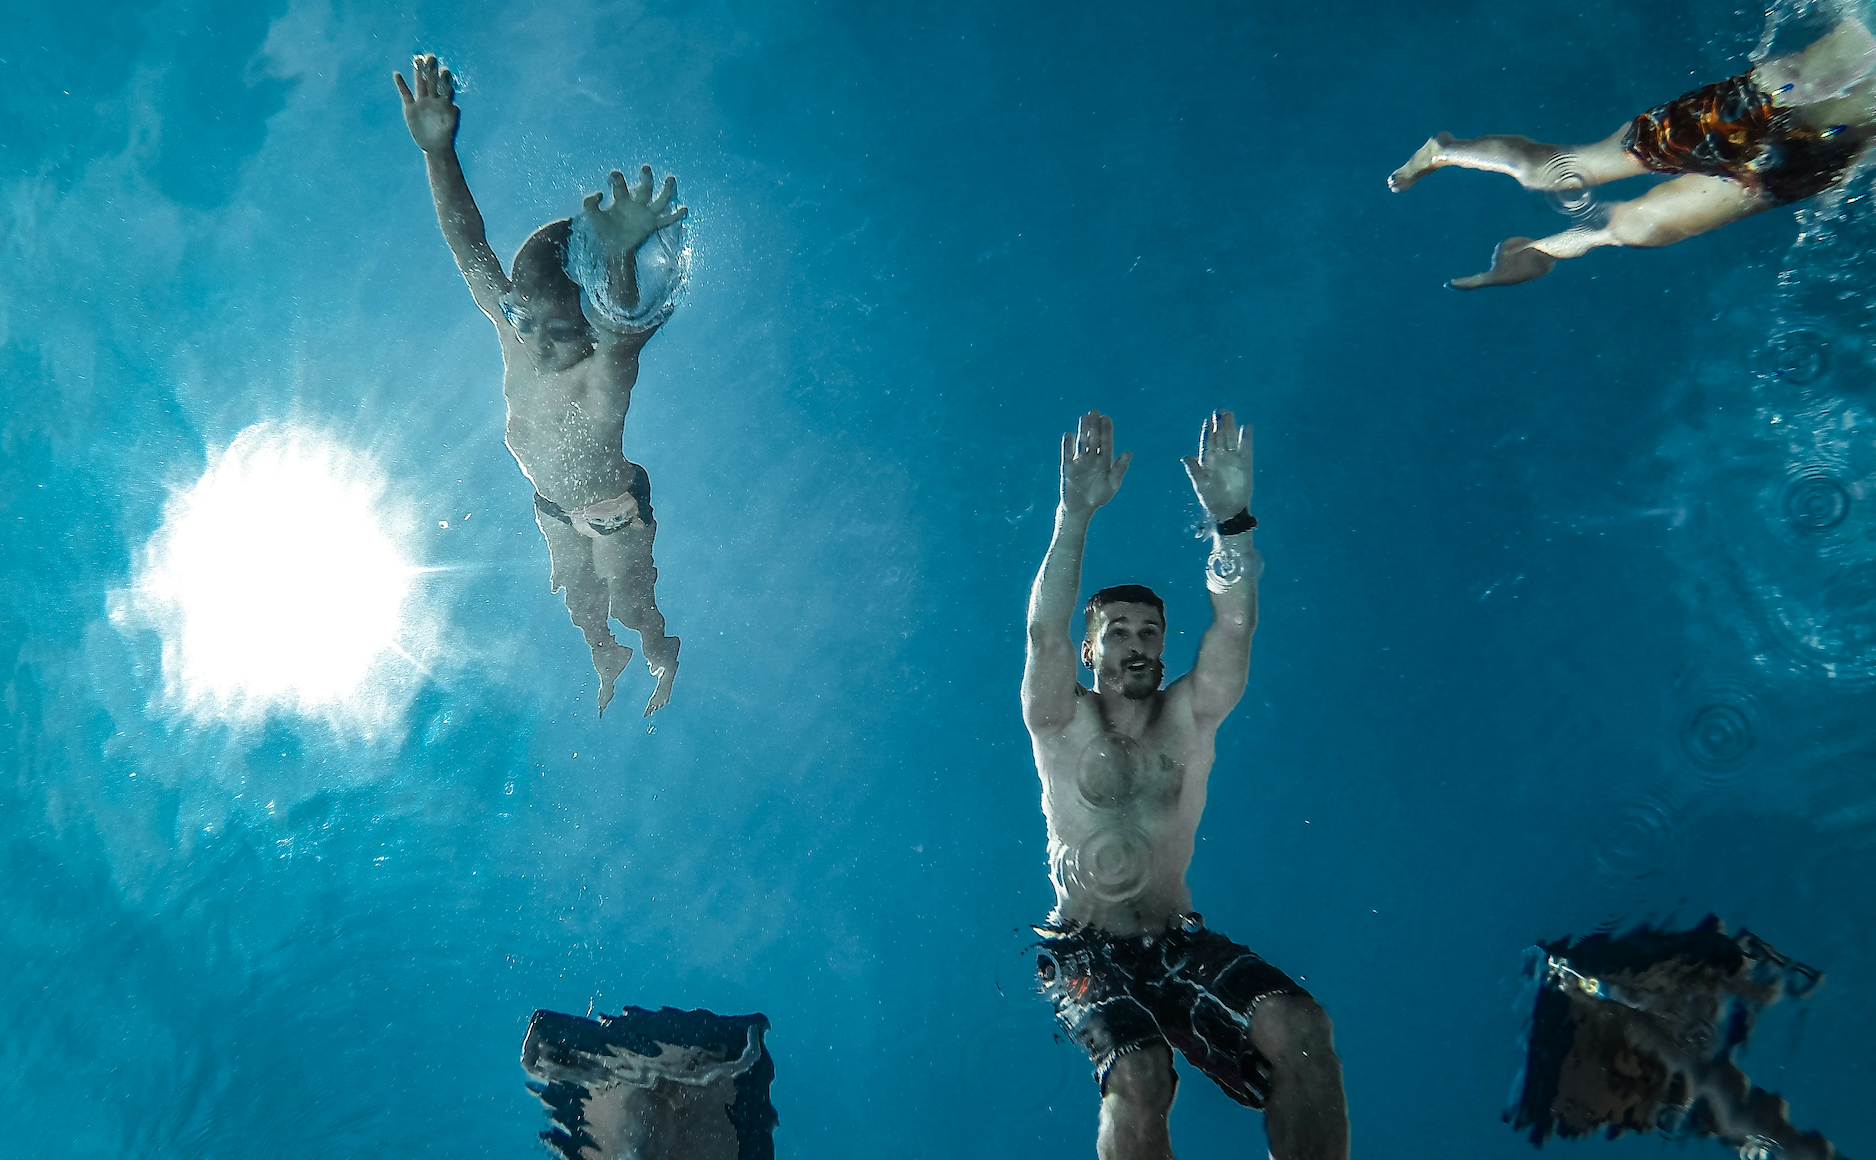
[1051, 708, 1202, 818]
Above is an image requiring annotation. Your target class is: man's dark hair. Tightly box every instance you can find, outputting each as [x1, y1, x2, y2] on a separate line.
[1083, 585, 1165, 637]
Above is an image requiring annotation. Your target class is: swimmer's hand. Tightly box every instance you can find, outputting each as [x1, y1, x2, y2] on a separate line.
[581, 166, 688, 257]
[1182, 410, 1250, 521]
[394, 54, 460, 154]
[1060, 410, 1131, 517]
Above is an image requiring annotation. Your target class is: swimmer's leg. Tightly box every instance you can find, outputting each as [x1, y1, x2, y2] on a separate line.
[1450, 173, 1773, 288]
[1251, 994, 1350, 1160]
[590, 517, 681, 715]
[1390, 127, 1646, 192]
[537, 509, 635, 714]
[1098, 1045, 1176, 1160]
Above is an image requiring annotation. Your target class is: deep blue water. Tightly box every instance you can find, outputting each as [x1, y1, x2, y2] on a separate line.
[4, 0, 1874, 1156]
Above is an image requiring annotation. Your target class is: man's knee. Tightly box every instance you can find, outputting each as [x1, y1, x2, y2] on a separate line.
[1252, 993, 1336, 1062]
[1103, 1045, 1176, 1112]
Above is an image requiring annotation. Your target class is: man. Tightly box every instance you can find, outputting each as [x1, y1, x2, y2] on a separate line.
[1023, 411, 1350, 1160]
[1389, 18, 1876, 288]
[396, 54, 683, 715]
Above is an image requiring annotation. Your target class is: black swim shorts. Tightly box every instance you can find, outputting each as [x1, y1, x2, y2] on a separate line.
[1622, 72, 1867, 204]
[1034, 914, 1308, 1108]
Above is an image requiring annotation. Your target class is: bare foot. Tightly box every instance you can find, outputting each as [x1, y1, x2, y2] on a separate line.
[593, 641, 634, 717]
[1449, 236, 1557, 289]
[643, 636, 680, 716]
[1389, 132, 1454, 192]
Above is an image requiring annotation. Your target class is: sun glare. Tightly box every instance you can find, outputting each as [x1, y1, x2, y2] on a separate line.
[131, 423, 416, 720]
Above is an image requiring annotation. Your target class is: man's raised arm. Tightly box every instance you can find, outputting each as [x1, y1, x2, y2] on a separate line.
[1180, 411, 1258, 729]
[394, 54, 510, 324]
[1023, 411, 1131, 735]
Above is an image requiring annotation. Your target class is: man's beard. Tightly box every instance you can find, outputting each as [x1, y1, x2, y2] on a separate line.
[1117, 658, 1165, 699]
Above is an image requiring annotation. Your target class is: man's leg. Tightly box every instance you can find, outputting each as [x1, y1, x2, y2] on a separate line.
[1390, 127, 1646, 192]
[537, 510, 636, 713]
[589, 517, 681, 715]
[1249, 994, 1349, 1160]
[1451, 172, 1774, 288]
[1098, 1046, 1177, 1160]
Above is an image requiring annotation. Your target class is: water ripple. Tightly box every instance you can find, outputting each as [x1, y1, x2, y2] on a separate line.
[1592, 792, 1684, 892]
[1764, 566, 1876, 681]
[1676, 683, 1763, 786]
[1780, 467, 1852, 532]
[1753, 321, 1833, 392]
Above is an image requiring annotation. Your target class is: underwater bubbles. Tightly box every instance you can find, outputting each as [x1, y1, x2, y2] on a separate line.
[1781, 467, 1852, 532]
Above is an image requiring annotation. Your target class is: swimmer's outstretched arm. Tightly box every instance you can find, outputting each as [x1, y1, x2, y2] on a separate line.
[570, 166, 687, 348]
[394, 54, 511, 325]
[1023, 411, 1131, 735]
[1177, 412, 1255, 729]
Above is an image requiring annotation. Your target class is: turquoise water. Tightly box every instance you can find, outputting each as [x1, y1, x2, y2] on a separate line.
[3, 0, 1873, 1155]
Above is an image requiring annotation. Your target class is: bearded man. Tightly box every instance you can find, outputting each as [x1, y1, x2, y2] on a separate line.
[1022, 410, 1349, 1160]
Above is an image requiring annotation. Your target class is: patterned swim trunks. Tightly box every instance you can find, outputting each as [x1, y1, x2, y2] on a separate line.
[1622, 71, 1867, 204]
[1034, 914, 1308, 1108]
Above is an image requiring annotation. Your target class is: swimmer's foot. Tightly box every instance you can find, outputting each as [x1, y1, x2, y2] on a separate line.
[1449, 237, 1556, 290]
[1388, 132, 1454, 192]
[593, 641, 634, 717]
[643, 636, 680, 716]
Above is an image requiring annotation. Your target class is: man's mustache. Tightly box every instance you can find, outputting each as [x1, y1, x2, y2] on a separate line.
[1115, 655, 1164, 678]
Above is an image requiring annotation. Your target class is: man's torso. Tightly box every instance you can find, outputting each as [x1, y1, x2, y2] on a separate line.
[501, 335, 641, 509]
[1033, 681, 1215, 936]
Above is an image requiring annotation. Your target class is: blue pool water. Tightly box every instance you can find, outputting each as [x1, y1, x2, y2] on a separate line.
[4, 0, 1874, 1156]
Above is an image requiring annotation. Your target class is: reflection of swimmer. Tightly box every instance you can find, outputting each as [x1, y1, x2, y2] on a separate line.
[1391, 19, 1876, 288]
[1508, 916, 1839, 1159]
[1022, 411, 1349, 1160]
[521, 1005, 777, 1160]
[395, 54, 683, 715]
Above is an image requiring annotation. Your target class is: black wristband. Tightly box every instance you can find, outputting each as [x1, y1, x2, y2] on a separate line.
[1215, 509, 1257, 536]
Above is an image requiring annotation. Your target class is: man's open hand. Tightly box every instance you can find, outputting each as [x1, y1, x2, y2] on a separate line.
[1182, 410, 1251, 521]
[581, 165, 688, 257]
[394, 54, 459, 154]
[1060, 411, 1131, 517]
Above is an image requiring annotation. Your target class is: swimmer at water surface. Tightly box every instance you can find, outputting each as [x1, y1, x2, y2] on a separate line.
[1023, 411, 1349, 1160]
[396, 54, 682, 715]
[1391, 18, 1876, 288]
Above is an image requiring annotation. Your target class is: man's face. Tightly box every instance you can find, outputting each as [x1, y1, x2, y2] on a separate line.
[1084, 602, 1166, 700]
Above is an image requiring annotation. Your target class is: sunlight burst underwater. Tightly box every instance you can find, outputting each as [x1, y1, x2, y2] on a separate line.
[119, 422, 420, 727]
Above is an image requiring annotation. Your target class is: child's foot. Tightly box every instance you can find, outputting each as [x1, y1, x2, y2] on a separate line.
[593, 641, 634, 717]
[643, 636, 680, 716]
